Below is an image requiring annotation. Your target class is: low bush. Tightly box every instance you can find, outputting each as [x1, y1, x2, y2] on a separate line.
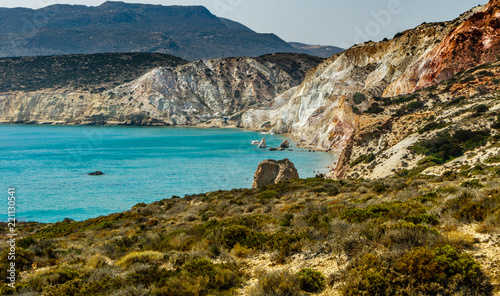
[365, 103, 384, 114]
[343, 245, 492, 295]
[351, 153, 375, 167]
[296, 268, 325, 293]
[353, 92, 367, 104]
[411, 129, 491, 164]
[404, 214, 439, 226]
[252, 270, 302, 296]
[115, 251, 165, 268]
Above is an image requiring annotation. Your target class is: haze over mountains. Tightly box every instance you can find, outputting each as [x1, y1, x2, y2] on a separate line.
[0, 1, 343, 60]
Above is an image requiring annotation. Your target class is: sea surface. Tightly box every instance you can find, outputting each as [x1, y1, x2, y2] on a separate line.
[0, 125, 336, 223]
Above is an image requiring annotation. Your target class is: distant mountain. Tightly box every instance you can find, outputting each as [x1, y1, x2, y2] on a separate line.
[0, 1, 336, 61]
[288, 42, 344, 58]
[0, 52, 188, 93]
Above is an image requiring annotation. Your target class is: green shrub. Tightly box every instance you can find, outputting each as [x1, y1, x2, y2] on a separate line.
[484, 153, 500, 163]
[474, 104, 489, 114]
[365, 103, 384, 114]
[220, 225, 266, 249]
[418, 121, 447, 134]
[343, 245, 492, 296]
[394, 100, 424, 116]
[461, 179, 484, 188]
[353, 92, 367, 104]
[456, 202, 488, 222]
[311, 183, 340, 196]
[404, 214, 439, 226]
[256, 189, 279, 200]
[182, 257, 240, 291]
[0, 247, 33, 282]
[351, 153, 375, 167]
[411, 130, 490, 164]
[341, 208, 374, 223]
[252, 270, 301, 296]
[296, 268, 325, 293]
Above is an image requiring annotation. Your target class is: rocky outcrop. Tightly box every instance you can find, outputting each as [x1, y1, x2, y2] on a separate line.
[258, 138, 267, 149]
[252, 159, 299, 188]
[243, 0, 500, 177]
[384, 1, 500, 96]
[0, 54, 322, 126]
[242, 20, 453, 150]
[340, 59, 500, 180]
[280, 140, 290, 148]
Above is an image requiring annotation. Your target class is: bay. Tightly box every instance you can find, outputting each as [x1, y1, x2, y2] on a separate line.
[0, 125, 336, 223]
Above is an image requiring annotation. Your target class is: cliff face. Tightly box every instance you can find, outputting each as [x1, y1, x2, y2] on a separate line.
[242, 20, 453, 150]
[243, 0, 500, 156]
[384, 0, 500, 96]
[0, 54, 322, 125]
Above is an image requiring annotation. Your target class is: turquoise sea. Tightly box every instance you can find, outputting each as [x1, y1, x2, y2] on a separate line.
[0, 125, 336, 223]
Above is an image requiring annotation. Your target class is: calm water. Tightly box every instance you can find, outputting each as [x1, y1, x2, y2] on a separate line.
[0, 125, 336, 223]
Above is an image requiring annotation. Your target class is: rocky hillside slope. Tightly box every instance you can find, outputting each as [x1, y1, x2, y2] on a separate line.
[0, 53, 323, 126]
[288, 42, 344, 59]
[242, 0, 500, 179]
[0, 52, 188, 93]
[1, 171, 498, 295]
[0, 1, 334, 61]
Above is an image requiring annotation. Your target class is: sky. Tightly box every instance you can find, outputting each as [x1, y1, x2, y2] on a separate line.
[0, 0, 489, 48]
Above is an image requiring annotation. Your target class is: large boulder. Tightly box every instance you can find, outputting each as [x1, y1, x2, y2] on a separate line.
[252, 158, 299, 188]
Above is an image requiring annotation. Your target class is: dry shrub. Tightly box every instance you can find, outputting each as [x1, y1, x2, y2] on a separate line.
[443, 231, 476, 249]
[251, 270, 302, 296]
[86, 254, 111, 269]
[231, 243, 254, 258]
[115, 251, 164, 268]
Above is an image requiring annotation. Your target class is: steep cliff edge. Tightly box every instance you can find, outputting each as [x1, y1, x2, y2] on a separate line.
[243, 0, 500, 179]
[0, 53, 322, 125]
[384, 0, 500, 96]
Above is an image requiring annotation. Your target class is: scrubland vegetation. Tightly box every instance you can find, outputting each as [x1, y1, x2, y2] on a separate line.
[0, 167, 499, 296]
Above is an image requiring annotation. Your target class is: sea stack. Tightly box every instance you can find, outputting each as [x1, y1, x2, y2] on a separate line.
[258, 137, 267, 148]
[252, 158, 299, 188]
[280, 140, 290, 148]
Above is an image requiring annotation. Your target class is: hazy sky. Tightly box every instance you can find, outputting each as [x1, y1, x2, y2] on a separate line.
[0, 0, 489, 47]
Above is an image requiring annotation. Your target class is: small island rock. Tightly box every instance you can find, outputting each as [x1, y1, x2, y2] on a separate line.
[88, 171, 104, 176]
[258, 137, 267, 148]
[280, 140, 290, 148]
[252, 158, 299, 188]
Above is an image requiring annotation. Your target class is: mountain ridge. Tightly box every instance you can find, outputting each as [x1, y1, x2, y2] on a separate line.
[0, 1, 341, 60]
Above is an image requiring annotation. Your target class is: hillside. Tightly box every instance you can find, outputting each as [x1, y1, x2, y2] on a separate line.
[0, 170, 498, 295]
[0, 53, 188, 93]
[288, 42, 344, 58]
[242, 0, 500, 176]
[0, 1, 326, 61]
[0, 53, 323, 126]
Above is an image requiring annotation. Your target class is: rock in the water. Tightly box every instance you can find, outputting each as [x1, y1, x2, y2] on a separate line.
[252, 158, 299, 188]
[258, 137, 267, 148]
[269, 147, 277, 151]
[280, 140, 290, 148]
[88, 171, 104, 176]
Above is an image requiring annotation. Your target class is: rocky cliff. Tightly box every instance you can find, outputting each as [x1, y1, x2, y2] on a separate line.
[0, 53, 322, 125]
[243, 0, 500, 179]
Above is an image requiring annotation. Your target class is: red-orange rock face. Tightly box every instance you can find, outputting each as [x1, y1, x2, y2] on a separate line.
[408, 0, 500, 92]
